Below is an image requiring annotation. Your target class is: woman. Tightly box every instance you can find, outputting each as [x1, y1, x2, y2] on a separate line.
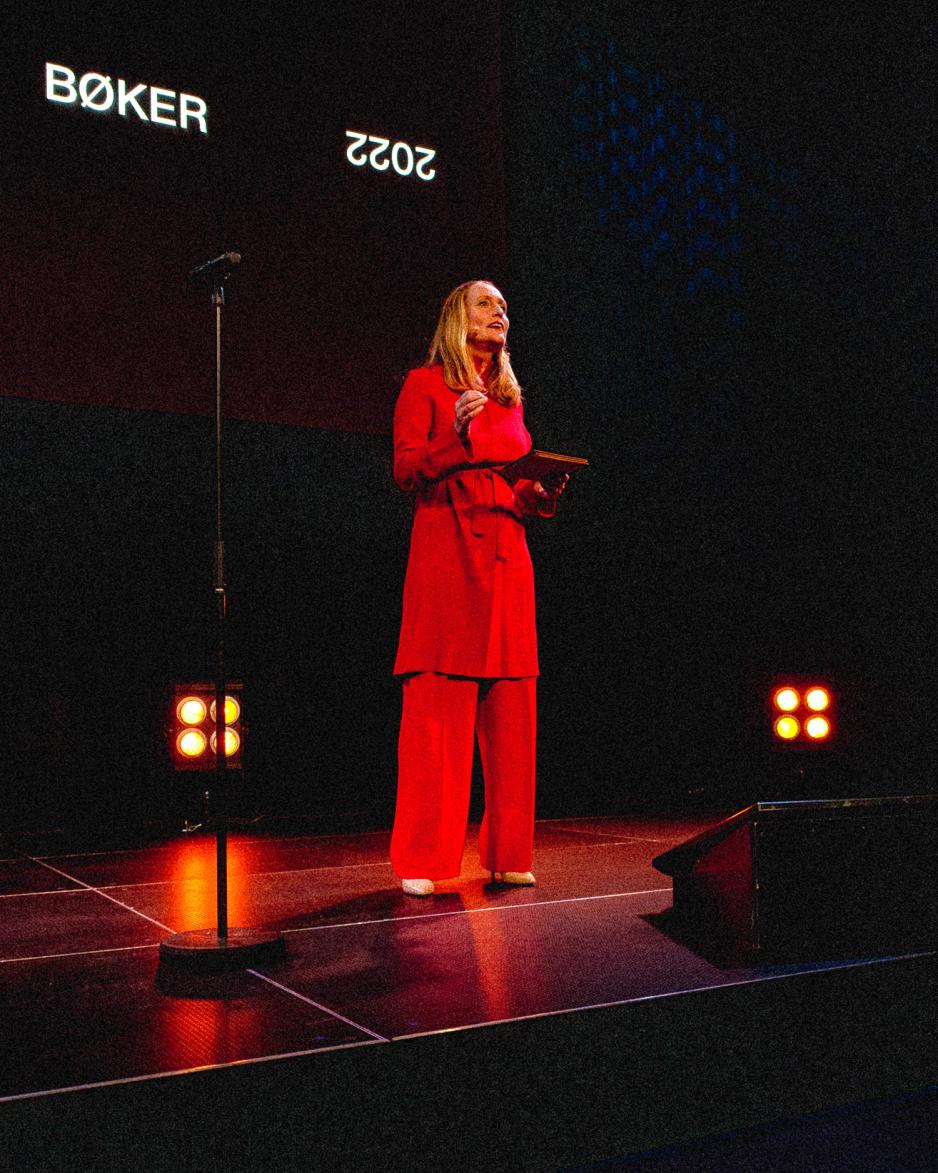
[390, 279, 566, 896]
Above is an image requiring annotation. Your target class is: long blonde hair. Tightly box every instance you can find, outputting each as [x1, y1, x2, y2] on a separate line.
[425, 280, 523, 407]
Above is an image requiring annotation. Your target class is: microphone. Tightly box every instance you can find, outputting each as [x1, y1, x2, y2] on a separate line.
[188, 251, 242, 287]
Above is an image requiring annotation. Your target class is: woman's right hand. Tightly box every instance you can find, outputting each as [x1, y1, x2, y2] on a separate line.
[454, 389, 487, 439]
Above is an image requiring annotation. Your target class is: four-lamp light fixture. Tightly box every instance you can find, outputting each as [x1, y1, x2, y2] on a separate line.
[771, 683, 833, 745]
[171, 678, 830, 762]
[172, 682, 243, 770]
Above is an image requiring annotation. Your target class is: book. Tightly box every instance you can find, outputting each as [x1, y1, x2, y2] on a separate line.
[497, 448, 589, 486]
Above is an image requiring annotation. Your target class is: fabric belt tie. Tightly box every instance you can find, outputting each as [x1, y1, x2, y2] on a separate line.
[448, 469, 508, 562]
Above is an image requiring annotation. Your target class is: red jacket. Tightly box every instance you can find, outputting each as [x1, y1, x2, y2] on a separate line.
[393, 365, 548, 678]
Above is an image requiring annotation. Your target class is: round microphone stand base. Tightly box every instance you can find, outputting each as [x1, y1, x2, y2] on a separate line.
[159, 927, 286, 971]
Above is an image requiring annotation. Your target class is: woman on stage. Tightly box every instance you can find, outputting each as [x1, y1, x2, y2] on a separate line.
[390, 279, 566, 896]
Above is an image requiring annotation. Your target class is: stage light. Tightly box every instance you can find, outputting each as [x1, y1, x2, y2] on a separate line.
[805, 715, 831, 740]
[769, 679, 835, 747]
[210, 727, 241, 757]
[210, 695, 241, 725]
[773, 687, 800, 712]
[774, 715, 801, 741]
[177, 728, 208, 758]
[177, 696, 208, 726]
[171, 681, 243, 771]
[805, 687, 830, 712]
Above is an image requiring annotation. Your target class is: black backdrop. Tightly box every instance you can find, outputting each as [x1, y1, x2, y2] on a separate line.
[0, 2, 506, 431]
[501, 1, 934, 813]
[1, 2, 933, 838]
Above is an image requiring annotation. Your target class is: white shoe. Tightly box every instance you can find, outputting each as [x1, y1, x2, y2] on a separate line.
[402, 878, 434, 896]
[493, 871, 536, 886]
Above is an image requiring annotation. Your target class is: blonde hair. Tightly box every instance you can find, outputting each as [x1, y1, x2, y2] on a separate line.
[425, 280, 522, 407]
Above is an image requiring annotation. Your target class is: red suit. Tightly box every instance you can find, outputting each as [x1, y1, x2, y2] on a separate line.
[390, 365, 550, 880]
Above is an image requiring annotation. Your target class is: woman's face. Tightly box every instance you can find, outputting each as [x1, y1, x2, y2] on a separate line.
[464, 282, 508, 351]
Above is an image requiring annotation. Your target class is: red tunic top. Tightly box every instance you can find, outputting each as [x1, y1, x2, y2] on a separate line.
[393, 365, 548, 678]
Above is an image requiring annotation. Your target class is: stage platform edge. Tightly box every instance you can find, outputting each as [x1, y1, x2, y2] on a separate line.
[3, 949, 935, 1171]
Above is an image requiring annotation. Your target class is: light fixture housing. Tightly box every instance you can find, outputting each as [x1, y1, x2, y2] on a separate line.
[171, 682, 243, 771]
[770, 678, 835, 748]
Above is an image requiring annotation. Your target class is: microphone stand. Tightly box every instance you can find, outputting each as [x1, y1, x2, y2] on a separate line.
[211, 280, 231, 940]
[160, 259, 284, 971]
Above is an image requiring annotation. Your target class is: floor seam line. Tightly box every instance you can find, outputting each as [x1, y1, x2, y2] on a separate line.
[21, 854, 176, 935]
[0, 1038, 385, 1105]
[246, 970, 390, 1042]
[282, 887, 674, 935]
[93, 860, 394, 891]
[389, 949, 938, 1039]
[545, 826, 678, 843]
[1, 943, 161, 965]
[0, 887, 88, 899]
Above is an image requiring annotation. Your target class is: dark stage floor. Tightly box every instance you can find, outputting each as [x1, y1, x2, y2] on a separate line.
[0, 813, 935, 1169]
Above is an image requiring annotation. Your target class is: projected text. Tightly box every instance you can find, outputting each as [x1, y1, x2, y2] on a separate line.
[45, 63, 208, 134]
[345, 131, 436, 181]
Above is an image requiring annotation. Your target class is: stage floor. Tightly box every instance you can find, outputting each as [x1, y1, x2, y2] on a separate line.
[1, 813, 935, 1167]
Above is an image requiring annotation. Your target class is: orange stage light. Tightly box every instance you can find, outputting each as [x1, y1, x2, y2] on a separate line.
[210, 727, 241, 757]
[177, 697, 208, 726]
[177, 728, 208, 758]
[805, 715, 831, 740]
[805, 687, 830, 712]
[769, 679, 835, 746]
[773, 687, 800, 712]
[210, 695, 241, 726]
[774, 714, 801, 741]
[171, 682, 243, 771]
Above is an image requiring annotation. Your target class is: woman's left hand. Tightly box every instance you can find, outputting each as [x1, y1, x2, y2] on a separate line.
[534, 472, 569, 500]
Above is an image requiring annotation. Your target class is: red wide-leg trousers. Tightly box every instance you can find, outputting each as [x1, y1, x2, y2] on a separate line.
[390, 672, 536, 881]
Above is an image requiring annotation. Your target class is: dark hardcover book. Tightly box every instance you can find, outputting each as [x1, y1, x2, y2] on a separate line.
[497, 449, 589, 486]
